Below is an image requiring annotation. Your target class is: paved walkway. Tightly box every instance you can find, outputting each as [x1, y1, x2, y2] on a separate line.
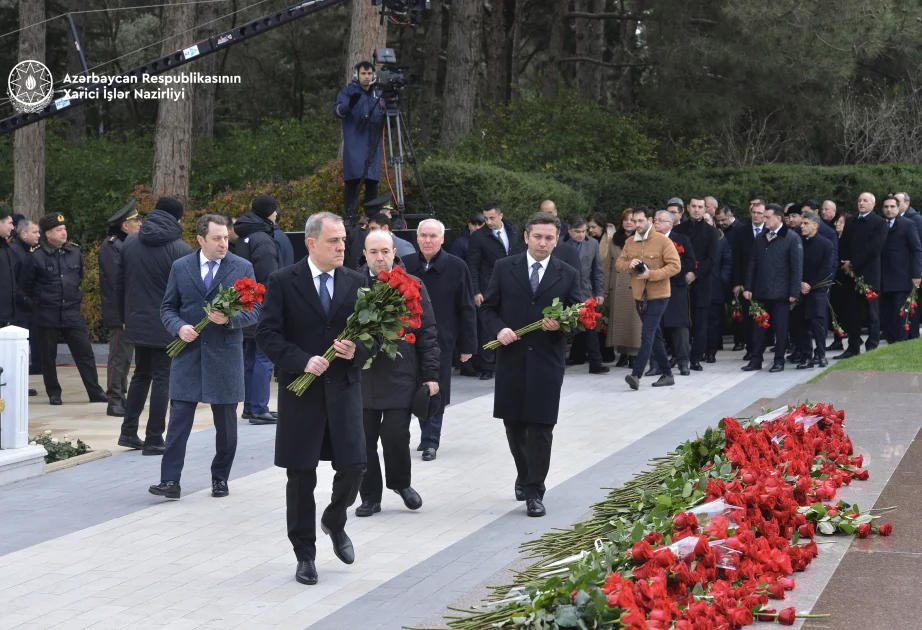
[0, 354, 847, 630]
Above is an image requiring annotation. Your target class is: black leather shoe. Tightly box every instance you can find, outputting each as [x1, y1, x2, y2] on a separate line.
[395, 487, 422, 510]
[28, 389, 37, 397]
[627, 356, 634, 369]
[652, 375, 675, 387]
[826, 339, 844, 351]
[514, 484, 525, 501]
[615, 354, 629, 368]
[787, 352, 802, 364]
[49, 395, 62, 405]
[526, 498, 546, 517]
[769, 363, 784, 373]
[588, 363, 610, 374]
[644, 366, 661, 377]
[817, 357, 828, 368]
[679, 366, 691, 376]
[248, 412, 278, 425]
[705, 353, 717, 364]
[731, 343, 745, 351]
[295, 560, 318, 585]
[741, 363, 762, 372]
[212, 479, 229, 497]
[459, 367, 480, 377]
[669, 357, 677, 369]
[142, 443, 165, 456]
[241, 411, 252, 420]
[833, 351, 858, 360]
[689, 361, 703, 372]
[107, 404, 125, 417]
[89, 391, 109, 403]
[320, 523, 355, 564]
[355, 500, 381, 517]
[149, 481, 181, 499]
[118, 434, 145, 450]
[422, 448, 437, 461]
[416, 443, 424, 451]
[479, 371, 494, 381]
[743, 351, 752, 361]
[566, 358, 585, 366]
[796, 358, 812, 370]
[625, 374, 640, 390]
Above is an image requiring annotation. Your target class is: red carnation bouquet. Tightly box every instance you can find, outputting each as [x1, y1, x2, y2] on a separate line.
[854, 274, 879, 301]
[749, 299, 771, 329]
[900, 287, 919, 332]
[167, 277, 266, 357]
[729, 293, 743, 322]
[483, 297, 602, 351]
[288, 265, 424, 396]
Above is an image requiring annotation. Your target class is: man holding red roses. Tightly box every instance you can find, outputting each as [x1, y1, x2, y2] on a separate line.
[480, 212, 582, 518]
[354, 230, 440, 517]
[256, 212, 376, 586]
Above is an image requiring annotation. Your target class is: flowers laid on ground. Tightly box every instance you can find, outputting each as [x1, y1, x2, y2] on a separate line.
[446, 403, 893, 630]
[288, 265, 423, 396]
[854, 275, 879, 301]
[167, 277, 266, 357]
[901, 288, 919, 332]
[749, 299, 771, 329]
[29, 431, 90, 464]
[483, 298, 602, 351]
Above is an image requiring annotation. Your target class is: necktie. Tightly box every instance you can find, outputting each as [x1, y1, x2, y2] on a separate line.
[754, 226, 760, 238]
[496, 230, 506, 253]
[767, 231, 776, 243]
[318, 272, 332, 315]
[203, 260, 217, 291]
[530, 262, 541, 293]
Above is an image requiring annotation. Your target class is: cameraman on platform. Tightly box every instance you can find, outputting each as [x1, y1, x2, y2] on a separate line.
[335, 61, 385, 223]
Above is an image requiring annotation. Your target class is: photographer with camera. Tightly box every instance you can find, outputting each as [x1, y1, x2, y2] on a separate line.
[335, 61, 385, 222]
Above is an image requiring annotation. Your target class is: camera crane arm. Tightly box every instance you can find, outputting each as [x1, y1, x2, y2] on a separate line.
[0, 0, 350, 136]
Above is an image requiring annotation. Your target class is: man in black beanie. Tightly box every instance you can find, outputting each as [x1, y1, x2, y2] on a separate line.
[155, 196, 185, 222]
[19, 213, 108, 405]
[234, 194, 282, 424]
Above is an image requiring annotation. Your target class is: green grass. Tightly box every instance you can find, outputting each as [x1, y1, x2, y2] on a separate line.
[808, 338, 922, 383]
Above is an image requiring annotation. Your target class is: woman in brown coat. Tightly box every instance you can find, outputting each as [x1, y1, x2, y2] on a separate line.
[605, 209, 643, 367]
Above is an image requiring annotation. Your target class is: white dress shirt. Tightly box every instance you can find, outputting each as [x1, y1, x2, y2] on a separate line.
[200, 251, 222, 280]
[494, 227, 509, 253]
[525, 252, 549, 286]
[308, 257, 335, 299]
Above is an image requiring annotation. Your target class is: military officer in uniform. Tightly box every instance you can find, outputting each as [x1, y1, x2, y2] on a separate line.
[99, 200, 142, 417]
[19, 213, 107, 405]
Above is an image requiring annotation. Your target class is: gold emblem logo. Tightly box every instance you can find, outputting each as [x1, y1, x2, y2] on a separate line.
[57, 214, 64, 222]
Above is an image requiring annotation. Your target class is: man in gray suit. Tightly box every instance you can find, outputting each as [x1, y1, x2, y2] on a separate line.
[149, 214, 260, 500]
[566, 217, 609, 374]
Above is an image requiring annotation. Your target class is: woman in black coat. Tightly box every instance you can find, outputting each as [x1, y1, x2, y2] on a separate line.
[705, 216, 733, 361]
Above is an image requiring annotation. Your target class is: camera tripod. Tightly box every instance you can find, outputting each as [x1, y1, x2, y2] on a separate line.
[347, 98, 434, 229]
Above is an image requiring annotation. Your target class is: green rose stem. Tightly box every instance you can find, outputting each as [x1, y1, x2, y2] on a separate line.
[482, 320, 546, 351]
[288, 335, 356, 396]
[166, 316, 212, 357]
[759, 612, 831, 621]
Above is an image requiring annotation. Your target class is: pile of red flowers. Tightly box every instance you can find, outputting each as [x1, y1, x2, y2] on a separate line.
[578, 297, 603, 330]
[167, 276, 266, 357]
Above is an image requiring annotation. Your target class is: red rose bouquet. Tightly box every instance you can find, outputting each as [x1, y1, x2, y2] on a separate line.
[854, 274, 879, 301]
[288, 265, 424, 396]
[729, 293, 743, 322]
[900, 287, 918, 332]
[166, 277, 266, 357]
[829, 305, 846, 338]
[482, 297, 602, 351]
[749, 299, 771, 329]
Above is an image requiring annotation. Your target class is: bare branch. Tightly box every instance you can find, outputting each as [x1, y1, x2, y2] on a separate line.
[566, 11, 717, 25]
[559, 56, 649, 69]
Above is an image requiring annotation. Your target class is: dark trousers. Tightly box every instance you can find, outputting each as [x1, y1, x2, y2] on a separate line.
[752, 299, 791, 366]
[37, 326, 104, 399]
[843, 289, 881, 352]
[243, 339, 273, 415]
[475, 309, 495, 373]
[25, 324, 42, 374]
[799, 315, 828, 359]
[343, 178, 379, 216]
[689, 304, 709, 360]
[633, 297, 671, 379]
[568, 329, 603, 364]
[286, 464, 363, 561]
[740, 296, 754, 351]
[419, 412, 443, 450]
[880, 291, 910, 344]
[503, 419, 553, 500]
[361, 408, 412, 502]
[161, 400, 237, 483]
[106, 326, 133, 407]
[706, 302, 725, 352]
[664, 326, 690, 367]
[121, 346, 171, 443]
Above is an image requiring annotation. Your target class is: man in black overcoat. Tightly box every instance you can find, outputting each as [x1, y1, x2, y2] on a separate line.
[793, 212, 836, 369]
[731, 200, 766, 359]
[835, 192, 888, 359]
[742, 204, 803, 373]
[404, 219, 478, 462]
[879, 196, 922, 344]
[467, 202, 525, 380]
[479, 212, 581, 519]
[674, 196, 719, 371]
[896, 191, 922, 340]
[256, 212, 374, 586]
[652, 210, 695, 377]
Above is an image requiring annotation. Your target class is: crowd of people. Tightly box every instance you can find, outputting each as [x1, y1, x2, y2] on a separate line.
[0, 188, 919, 586]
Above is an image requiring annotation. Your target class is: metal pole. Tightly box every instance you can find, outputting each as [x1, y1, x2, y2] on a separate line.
[65, 13, 90, 77]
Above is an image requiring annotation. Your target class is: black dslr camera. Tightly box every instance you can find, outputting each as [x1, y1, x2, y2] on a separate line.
[633, 261, 648, 275]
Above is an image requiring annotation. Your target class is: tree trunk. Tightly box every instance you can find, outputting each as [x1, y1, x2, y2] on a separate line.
[151, 0, 195, 204]
[344, 0, 388, 84]
[417, 0, 444, 145]
[573, 0, 596, 98]
[484, 0, 507, 103]
[13, 0, 46, 222]
[587, 0, 605, 102]
[542, 0, 567, 98]
[509, 0, 526, 99]
[440, 0, 483, 150]
[192, 0, 221, 139]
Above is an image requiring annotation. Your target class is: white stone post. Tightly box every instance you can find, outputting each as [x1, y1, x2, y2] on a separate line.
[0, 325, 30, 449]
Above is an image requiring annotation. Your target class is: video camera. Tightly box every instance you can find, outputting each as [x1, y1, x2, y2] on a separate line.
[372, 48, 420, 105]
[374, 0, 429, 26]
